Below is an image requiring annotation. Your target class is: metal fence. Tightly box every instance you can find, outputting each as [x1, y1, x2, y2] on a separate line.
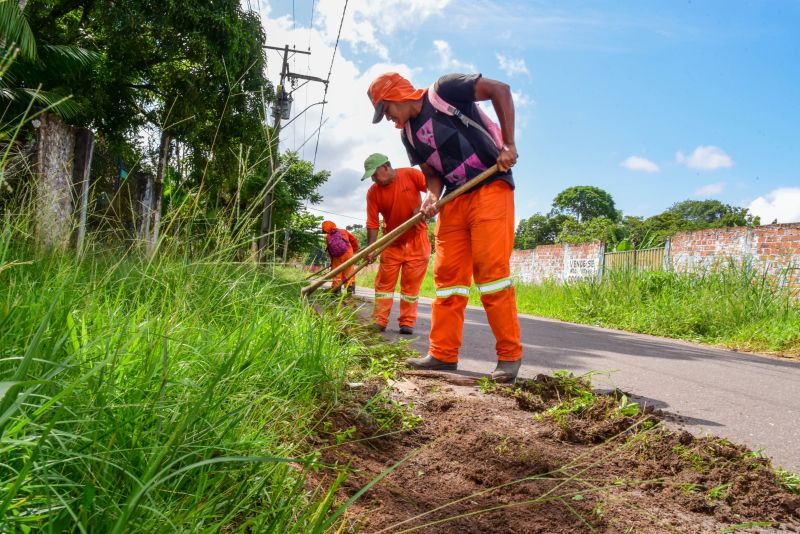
[604, 247, 665, 271]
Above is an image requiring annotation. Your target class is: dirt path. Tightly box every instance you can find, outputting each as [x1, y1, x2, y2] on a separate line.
[352, 289, 800, 473]
[316, 373, 800, 533]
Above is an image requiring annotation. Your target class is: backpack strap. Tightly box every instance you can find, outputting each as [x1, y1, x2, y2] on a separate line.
[404, 122, 415, 149]
[428, 84, 504, 150]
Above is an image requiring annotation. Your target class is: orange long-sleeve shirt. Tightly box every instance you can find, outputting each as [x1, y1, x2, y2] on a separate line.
[366, 168, 427, 242]
[338, 228, 360, 253]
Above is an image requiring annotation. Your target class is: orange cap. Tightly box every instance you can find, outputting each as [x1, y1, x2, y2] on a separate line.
[367, 72, 427, 124]
[321, 220, 336, 233]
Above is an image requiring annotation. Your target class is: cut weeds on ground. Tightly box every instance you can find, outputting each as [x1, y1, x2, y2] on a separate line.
[313, 366, 800, 533]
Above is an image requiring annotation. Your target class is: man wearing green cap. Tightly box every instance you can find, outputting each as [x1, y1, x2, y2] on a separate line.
[362, 153, 431, 334]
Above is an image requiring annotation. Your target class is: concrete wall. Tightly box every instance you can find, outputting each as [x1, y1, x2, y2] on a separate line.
[510, 242, 605, 284]
[35, 113, 76, 249]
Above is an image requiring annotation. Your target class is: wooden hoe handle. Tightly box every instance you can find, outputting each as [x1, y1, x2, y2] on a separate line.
[301, 165, 498, 297]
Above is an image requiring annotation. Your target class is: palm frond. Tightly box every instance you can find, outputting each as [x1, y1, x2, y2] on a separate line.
[0, 0, 37, 61]
[0, 86, 81, 122]
[40, 44, 100, 72]
[20, 87, 80, 118]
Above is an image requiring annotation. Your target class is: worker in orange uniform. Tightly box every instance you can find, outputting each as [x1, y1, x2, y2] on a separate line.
[321, 220, 360, 295]
[367, 72, 523, 382]
[362, 153, 431, 335]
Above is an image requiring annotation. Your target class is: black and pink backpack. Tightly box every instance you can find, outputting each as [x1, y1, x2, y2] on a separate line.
[326, 229, 350, 257]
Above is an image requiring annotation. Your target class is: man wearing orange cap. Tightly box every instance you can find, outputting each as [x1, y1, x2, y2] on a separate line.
[362, 153, 431, 335]
[321, 220, 360, 295]
[367, 72, 523, 383]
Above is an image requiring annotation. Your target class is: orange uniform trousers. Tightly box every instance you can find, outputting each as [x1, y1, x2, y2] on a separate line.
[429, 180, 522, 363]
[372, 229, 431, 328]
[330, 248, 355, 290]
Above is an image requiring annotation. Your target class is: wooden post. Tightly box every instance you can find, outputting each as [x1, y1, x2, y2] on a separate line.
[74, 128, 95, 255]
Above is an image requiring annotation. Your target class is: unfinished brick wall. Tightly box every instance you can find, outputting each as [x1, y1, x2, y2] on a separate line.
[669, 223, 800, 289]
[510, 242, 604, 284]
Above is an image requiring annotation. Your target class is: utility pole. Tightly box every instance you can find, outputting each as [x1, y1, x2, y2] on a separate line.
[259, 44, 327, 263]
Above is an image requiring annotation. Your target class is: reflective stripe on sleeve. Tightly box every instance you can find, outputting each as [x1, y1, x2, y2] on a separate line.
[435, 286, 470, 298]
[476, 277, 512, 295]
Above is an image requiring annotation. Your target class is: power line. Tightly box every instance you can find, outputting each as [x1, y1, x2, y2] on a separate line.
[312, 0, 348, 168]
[305, 205, 365, 222]
[302, 0, 315, 160]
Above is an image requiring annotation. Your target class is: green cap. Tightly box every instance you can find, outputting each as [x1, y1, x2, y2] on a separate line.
[361, 153, 389, 181]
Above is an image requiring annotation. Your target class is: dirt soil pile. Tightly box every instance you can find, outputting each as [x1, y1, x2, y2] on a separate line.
[313, 372, 800, 533]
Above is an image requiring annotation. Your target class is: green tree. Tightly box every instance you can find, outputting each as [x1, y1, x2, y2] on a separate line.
[346, 223, 367, 249]
[288, 211, 324, 258]
[265, 152, 329, 234]
[556, 216, 624, 245]
[552, 185, 619, 223]
[240, 151, 328, 258]
[514, 213, 571, 249]
[666, 199, 759, 227]
[0, 0, 99, 120]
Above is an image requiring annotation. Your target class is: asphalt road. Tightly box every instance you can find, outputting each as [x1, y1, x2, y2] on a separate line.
[355, 290, 800, 472]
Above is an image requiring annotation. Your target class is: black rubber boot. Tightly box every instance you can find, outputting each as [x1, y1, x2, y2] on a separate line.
[399, 325, 414, 335]
[491, 359, 522, 384]
[405, 355, 457, 371]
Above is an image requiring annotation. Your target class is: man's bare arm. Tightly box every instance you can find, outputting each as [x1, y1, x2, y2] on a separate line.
[474, 77, 517, 172]
[365, 228, 379, 263]
[419, 163, 444, 218]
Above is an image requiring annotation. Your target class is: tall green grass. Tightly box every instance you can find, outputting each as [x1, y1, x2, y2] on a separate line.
[539, 265, 800, 354]
[359, 258, 800, 355]
[0, 219, 362, 531]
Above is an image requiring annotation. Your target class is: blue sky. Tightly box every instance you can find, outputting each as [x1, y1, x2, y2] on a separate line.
[255, 0, 800, 226]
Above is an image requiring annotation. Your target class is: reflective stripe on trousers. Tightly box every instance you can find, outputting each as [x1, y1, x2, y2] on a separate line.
[429, 181, 522, 363]
[371, 230, 431, 328]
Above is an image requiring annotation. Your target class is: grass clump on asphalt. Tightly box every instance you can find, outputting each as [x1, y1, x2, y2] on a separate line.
[0, 221, 370, 531]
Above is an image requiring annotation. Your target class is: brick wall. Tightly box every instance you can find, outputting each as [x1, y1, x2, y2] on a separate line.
[510, 242, 604, 284]
[509, 223, 800, 289]
[669, 223, 800, 289]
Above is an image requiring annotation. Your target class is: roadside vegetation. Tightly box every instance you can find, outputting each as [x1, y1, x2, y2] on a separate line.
[512, 265, 800, 356]
[358, 261, 800, 357]
[0, 202, 421, 530]
[1, 229, 315, 530]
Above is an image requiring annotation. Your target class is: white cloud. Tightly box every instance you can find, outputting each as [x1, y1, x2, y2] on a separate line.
[620, 156, 659, 173]
[255, 6, 436, 224]
[692, 182, 726, 196]
[676, 145, 733, 170]
[748, 187, 800, 224]
[511, 90, 533, 108]
[254, 3, 532, 224]
[315, 0, 452, 60]
[432, 40, 476, 72]
[496, 53, 529, 77]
